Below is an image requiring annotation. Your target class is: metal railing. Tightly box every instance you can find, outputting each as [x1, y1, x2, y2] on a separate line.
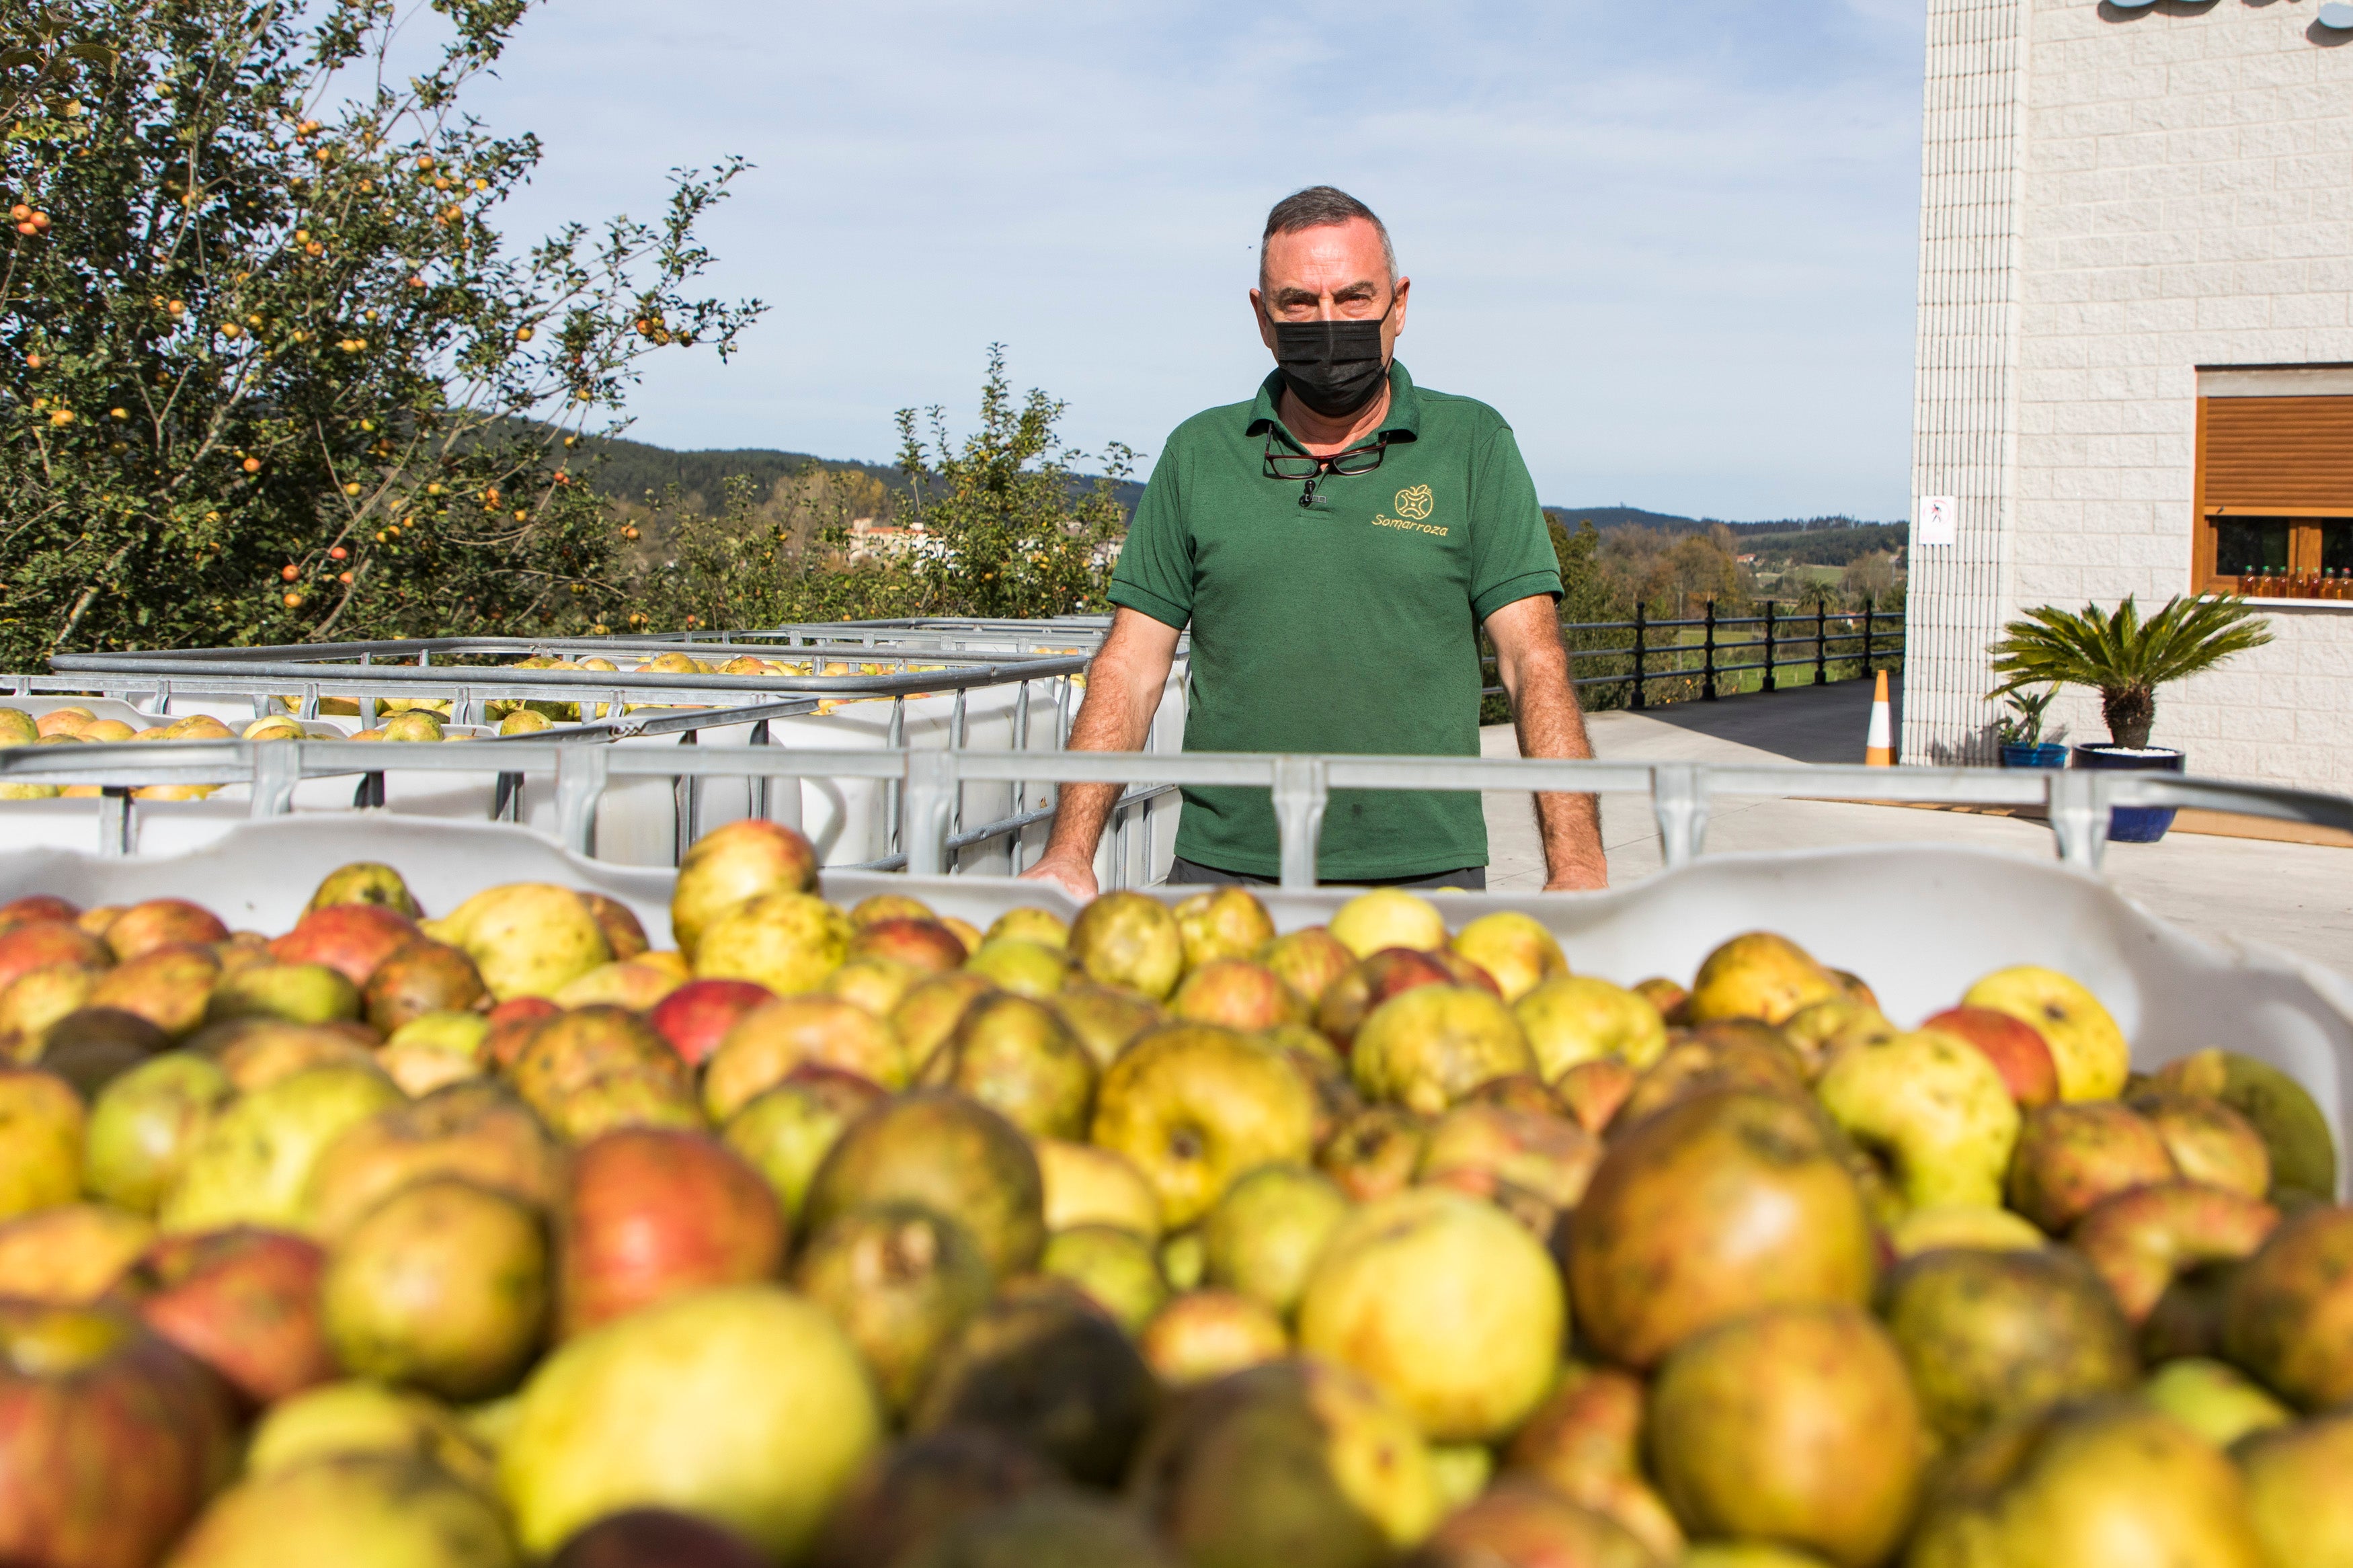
[5, 738, 2343, 886]
[1484, 598, 1905, 708]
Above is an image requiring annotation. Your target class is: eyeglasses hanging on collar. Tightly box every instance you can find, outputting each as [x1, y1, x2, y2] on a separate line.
[1263, 431, 1391, 509]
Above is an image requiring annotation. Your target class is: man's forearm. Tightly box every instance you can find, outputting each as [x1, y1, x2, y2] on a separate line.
[1488, 598, 1608, 890]
[1031, 611, 1180, 881]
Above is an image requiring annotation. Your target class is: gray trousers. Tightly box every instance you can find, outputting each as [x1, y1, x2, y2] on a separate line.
[1166, 856, 1486, 891]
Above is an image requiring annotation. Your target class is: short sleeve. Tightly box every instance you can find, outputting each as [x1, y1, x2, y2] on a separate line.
[1466, 425, 1562, 623]
[1109, 447, 1194, 630]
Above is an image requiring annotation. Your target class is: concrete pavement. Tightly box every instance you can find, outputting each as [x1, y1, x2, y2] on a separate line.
[1479, 678, 2353, 972]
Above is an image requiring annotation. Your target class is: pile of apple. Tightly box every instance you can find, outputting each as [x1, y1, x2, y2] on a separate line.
[0, 817, 2345, 1568]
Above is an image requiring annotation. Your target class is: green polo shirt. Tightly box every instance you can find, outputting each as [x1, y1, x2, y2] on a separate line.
[1110, 361, 1561, 880]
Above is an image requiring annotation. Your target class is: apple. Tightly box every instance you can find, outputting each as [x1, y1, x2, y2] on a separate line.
[2140, 1358, 2291, 1449]
[909, 1278, 1154, 1486]
[378, 1011, 492, 1096]
[1920, 1005, 2060, 1107]
[1647, 1305, 1926, 1568]
[1685, 931, 1842, 1026]
[0, 1299, 238, 1568]
[886, 1493, 1179, 1567]
[0, 919, 112, 993]
[2071, 1181, 2279, 1325]
[720, 1067, 886, 1221]
[2006, 1100, 2177, 1233]
[1780, 995, 1895, 1076]
[203, 960, 362, 1028]
[2222, 1204, 2353, 1411]
[647, 977, 774, 1067]
[1412, 1482, 1659, 1567]
[802, 1091, 1045, 1278]
[305, 1079, 564, 1239]
[2238, 1413, 2353, 1568]
[916, 993, 1095, 1139]
[1092, 1024, 1315, 1228]
[1451, 911, 1569, 1003]
[705, 995, 907, 1120]
[268, 903, 420, 987]
[85, 944, 220, 1038]
[1040, 1223, 1168, 1332]
[1317, 1103, 1429, 1203]
[1257, 925, 1355, 1010]
[1962, 964, 2130, 1102]
[848, 917, 970, 975]
[36, 1006, 169, 1096]
[362, 938, 489, 1034]
[1328, 887, 1447, 959]
[848, 893, 932, 928]
[692, 891, 850, 996]
[1200, 1161, 1349, 1315]
[1127, 1357, 1441, 1561]
[792, 1200, 994, 1413]
[1172, 885, 1277, 968]
[1568, 1090, 1875, 1369]
[549, 1509, 766, 1568]
[104, 897, 229, 962]
[128, 1226, 337, 1405]
[0, 1204, 154, 1304]
[807, 1429, 1062, 1568]
[1418, 1101, 1605, 1214]
[1513, 975, 1669, 1081]
[2129, 1089, 2273, 1198]
[1316, 946, 1457, 1053]
[427, 884, 611, 1002]
[501, 1285, 880, 1561]
[84, 1053, 233, 1213]
[1035, 1137, 1162, 1238]
[1884, 1202, 2048, 1258]
[1815, 1028, 2022, 1210]
[576, 892, 649, 962]
[669, 818, 819, 961]
[324, 1176, 550, 1399]
[822, 954, 922, 1018]
[305, 861, 422, 917]
[483, 995, 560, 1070]
[241, 1377, 496, 1491]
[1298, 1186, 1564, 1442]
[506, 1005, 694, 1142]
[557, 1127, 784, 1337]
[159, 1063, 402, 1233]
[985, 906, 1068, 948]
[1554, 1057, 1640, 1136]
[0, 893, 80, 934]
[200, 1019, 377, 1091]
[0, 961, 95, 1062]
[1068, 891, 1185, 1000]
[0, 1066, 84, 1221]
[1879, 1246, 2137, 1448]
[1049, 978, 1162, 1069]
[1135, 1289, 1289, 1387]
[891, 971, 998, 1069]
[163, 1453, 516, 1567]
[1351, 986, 1538, 1116]
[1503, 1364, 1687, 1561]
[1170, 957, 1306, 1031]
[2152, 1048, 2337, 1205]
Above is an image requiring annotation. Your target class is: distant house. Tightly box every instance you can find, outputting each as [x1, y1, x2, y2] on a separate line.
[845, 517, 943, 565]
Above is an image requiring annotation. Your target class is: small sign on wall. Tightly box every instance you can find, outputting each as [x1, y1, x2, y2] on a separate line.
[1917, 496, 1957, 546]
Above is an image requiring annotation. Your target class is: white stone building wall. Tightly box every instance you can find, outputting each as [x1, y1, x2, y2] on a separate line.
[1906, 0, 2353, 794]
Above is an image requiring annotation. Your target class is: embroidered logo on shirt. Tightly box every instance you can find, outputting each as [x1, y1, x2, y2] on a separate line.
[1394, 484, 1435, 520]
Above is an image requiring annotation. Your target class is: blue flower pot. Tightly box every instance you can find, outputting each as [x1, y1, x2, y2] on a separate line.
[2070, 744, 2185, 843]
[2000, 742, 2069, 769]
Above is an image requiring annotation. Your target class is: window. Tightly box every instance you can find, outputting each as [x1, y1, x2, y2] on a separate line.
[2194, 382, 2353, 597]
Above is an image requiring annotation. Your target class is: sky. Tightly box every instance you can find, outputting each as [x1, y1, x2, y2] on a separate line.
[440, 0, 1930, 522]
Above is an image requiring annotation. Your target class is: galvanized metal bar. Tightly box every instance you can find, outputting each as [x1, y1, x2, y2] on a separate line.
[98, 790, 132, 856]
[1271, 755, 1330, 891]
[901, 750, 957, 877]
[249, 741, 302, 817]
[1652, 764, 1710, 869]
[555, 747, 609, 856]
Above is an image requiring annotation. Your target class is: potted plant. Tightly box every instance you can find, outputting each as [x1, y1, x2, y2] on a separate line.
[1989, 594, 2272, 842]
[1993, 686, 2066, 769]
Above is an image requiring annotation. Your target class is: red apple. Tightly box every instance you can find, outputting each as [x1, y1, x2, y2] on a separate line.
[126, 1227, 337, 1407]
[268, 903, 420, 987]
[648, 978, 776, 1067]
[1921, 1006, 2061, 1108]
[1316, 947, 1457, 1053]
[485, 995, 562, 1071]
[847, 918, 969, 976]
[558, 1127, 787, 1337]
[0, 895, 81, 935]
[0, 921, 112, 993]
[0, 1298, 238, 1568]
[551, 1508, 769, 1568]
[105, 899, 229, 962]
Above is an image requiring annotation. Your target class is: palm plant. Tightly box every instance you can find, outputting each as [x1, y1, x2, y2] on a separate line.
[1988, 595, 2272, 751]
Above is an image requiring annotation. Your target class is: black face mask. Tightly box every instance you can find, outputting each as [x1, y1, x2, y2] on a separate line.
[1269, 300, 1392, 419]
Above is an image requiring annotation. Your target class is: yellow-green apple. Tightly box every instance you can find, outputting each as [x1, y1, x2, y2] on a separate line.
[1316, 947, 1458, 1053]
[378, 1010, 492, 1096]
[0, 1299, 239, 1568]
[2152, 1049, 2336, 1205]
[1068, 891, 1185, 999]
[1885, 1203, 2048, 1259]
[1127, 1357, 1441, 1561]
[1200, 1161, 1349, 1316]
[1317, 1103, 1428, 1203]
[1880, 1247, 2138, 1448]
[1036, 1137, 1162, 1238]
[576, 892, 648, 962]
[0, 1066, 84, 1221]
[1568, 1090, 1874, 1369]
[199, 1018, 375, 1093]
[1040, 1223, 1168, 1332]
[1815, 1028, 2021, 1211]
[302, 1079, 563, 1240]
[1172, 886, 1276, 969]
[1092, 1024, 1315, 1228]
[1047, 979, 1161, 1068]
[307, 861, 422, 917]
[1451, 911, 1569, 1003]
[790, 1200, 991, 1415]
[242, 1378, 495, 1490]
[705, 997, 906, 1120]
[159, 1063, 401, 1233]
[1611, 1023, 1810, 1132]
[986, 906, 1068, 948]
[2129, 1089, 2274, 1198]
[2005, 1101, 2177, 1233]
[1780, 995, 1895, 1077]
[2237, 1413, 2353, 1568]
[2139, 1358, 2290, 1449]
[84, 1053, 231, 1214]
[557, 1128, 785, 1338]
[1685, 931, 1841, 1025]
[1298, 1186, 1562, 1441]
[908, 1278, 1154, 1485]
[323, 1177, 549, 1399]
[960, 937, 1068, 999]
[692, 891, 848, 997]
[0, 962, 94, 1063]
[669, 819, 818, 961]
[0, 1204, 153, 1304]
[1647, 1304, 1925, 1568]
[202, 961, 362, 1028]
[915, 993, 1096, 1139]
[822, 954, 922, 1018]
[646, 977, 772, 1067]
[167, 1452, 516, 1567]
[1328, 888, 1447, 959]
[1135, 1290, 1289, 1387]
[1905, 1401, 2263, 1568]
[86, 944, 219, 1039]
[1351, 986, 1536, 1115]
[427, 884, 610, 1002]
[1920, 1005, 2060, 1108]
[801, 1091, 1045, 1277]
[720, 1068, 885, 1222]
[2222, 1204, 2353, 1410]
[891, 971, 996, 1071]
[1503, 1364, 1686, 1561]
[506, 1005, 694, 1141]
[1513, 975, 1669, 1081]
[1257, 925, 1354, 1009]
[550, 953, 686, 1012]
[1962, 964, 2130, 1102]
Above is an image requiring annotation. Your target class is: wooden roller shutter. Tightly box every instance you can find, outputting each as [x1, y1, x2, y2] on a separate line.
[2198, 396, 2353, 515]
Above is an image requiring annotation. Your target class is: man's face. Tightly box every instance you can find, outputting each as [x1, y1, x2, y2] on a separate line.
[1251, 216, 1409, 364]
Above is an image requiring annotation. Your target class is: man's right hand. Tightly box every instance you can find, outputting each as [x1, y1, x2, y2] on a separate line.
[1020, 852, 1099, 903]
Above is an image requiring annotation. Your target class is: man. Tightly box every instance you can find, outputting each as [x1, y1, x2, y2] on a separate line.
[1023, 186, 1607, 899]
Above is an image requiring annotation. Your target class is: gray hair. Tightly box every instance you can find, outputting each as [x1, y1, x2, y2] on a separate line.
[1260, 186, 1396, 289]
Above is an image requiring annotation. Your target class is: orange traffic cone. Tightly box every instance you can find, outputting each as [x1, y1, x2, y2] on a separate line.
[1865, 669, 1895, 766]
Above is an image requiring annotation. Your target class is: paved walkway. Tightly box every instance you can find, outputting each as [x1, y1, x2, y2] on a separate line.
[1480, 678, 2353, 972]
